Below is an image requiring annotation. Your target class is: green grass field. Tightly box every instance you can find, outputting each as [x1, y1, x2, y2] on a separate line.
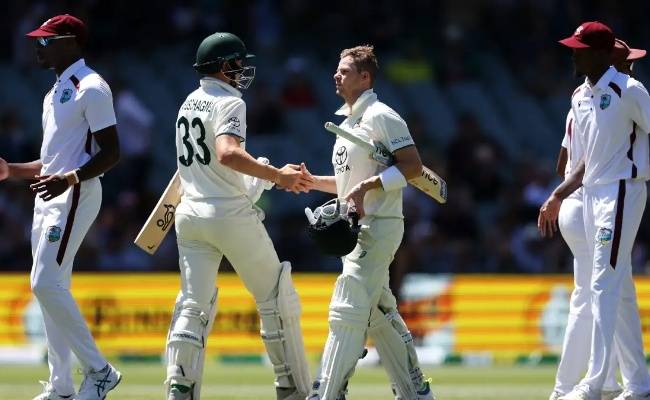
[0, 362, 557, 399]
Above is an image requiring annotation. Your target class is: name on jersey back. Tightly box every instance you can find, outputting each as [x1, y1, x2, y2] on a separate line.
[181, 99, 215, 113]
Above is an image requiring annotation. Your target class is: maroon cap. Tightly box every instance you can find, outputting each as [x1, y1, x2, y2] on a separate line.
[26, 14, 88, 44]
[613, 38, 647, 64]
[559, 21, 615, 50]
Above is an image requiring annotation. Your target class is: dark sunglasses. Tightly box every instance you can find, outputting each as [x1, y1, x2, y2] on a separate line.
[36, 35, 75, 47]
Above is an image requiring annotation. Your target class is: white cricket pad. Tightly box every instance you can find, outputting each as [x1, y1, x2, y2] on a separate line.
[368, 294, 426, 399]
[311, 274, 371, 400]
[257, 262, 311, 398]
[165, 288, 218, 400]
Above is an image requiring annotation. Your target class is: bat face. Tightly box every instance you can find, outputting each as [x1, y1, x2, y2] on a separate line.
[134, 172, 182, 254]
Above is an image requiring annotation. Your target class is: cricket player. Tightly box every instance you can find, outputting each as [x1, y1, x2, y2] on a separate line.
[549, 38, 648, 400]
[539, 22, 650, 400]
[300, 45, 435, 400]
[164, 32, 312, 400]
[0, 14, 121, 400]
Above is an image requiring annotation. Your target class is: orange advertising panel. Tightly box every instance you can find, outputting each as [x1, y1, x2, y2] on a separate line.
[3, 273, 650, 358]
[0, 273, 335, 356]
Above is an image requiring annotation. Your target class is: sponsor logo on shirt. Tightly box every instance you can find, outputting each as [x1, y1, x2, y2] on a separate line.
[390, 136, 412, 146]
[335, 146, 348, 165]
[226, 116, 241, 132]
[334, 145, 350, 174]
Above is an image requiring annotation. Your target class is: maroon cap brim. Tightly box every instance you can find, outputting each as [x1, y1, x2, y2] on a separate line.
[26, 28, 58, 37]
[559, 37, 590, 48]
[628, 48, 647, 61]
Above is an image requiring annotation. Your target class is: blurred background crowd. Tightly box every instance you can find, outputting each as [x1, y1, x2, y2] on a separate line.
[2, 0, 650, 289]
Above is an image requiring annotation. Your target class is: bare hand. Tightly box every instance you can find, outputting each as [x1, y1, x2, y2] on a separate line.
[538, 194, 562, 238]
[344, 182, 369, 218]
[30, 174, 70, 201]
[0, 158, 8, 181]
[276, 163, 314, 194]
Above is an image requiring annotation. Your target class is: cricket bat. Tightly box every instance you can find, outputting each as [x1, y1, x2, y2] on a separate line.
[324, 122, 447, 204]
[134, 170, 182, 254]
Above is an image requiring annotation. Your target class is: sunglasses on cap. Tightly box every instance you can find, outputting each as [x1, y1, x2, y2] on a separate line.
[36, 35, 76, 47]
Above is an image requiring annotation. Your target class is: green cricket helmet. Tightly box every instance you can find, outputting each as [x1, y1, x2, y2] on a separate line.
[193, 32, 256, 89]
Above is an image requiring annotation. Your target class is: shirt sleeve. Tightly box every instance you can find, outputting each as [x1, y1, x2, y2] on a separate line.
[214, 98, 247, 142]
[626, 80, 650, 134]
[82, 81, 117, 133]
[561, 110, 572, 148]
[375, 110, 414, 153]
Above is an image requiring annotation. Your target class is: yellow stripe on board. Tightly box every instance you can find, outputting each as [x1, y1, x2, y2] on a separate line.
[3, 273, 650, 357]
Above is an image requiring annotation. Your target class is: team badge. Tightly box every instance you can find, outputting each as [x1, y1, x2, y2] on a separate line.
[596, 227, 612, 245]
[600, 94, 611, 110]
[60, 89, 73, 104]
[46, 226, 62, 242]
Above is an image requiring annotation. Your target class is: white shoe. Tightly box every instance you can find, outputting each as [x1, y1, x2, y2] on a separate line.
[76, 364, 122, 400]
[549, 391, 563, 400]
[559, 388, 592, 400]
[612, 390, 650, 400]
[32, 381, 75, 400]
[602, 389, 623, 400]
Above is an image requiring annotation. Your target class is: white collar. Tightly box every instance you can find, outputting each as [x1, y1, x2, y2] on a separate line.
[200, 77, 242, 98]
[587, 66, 618, 91]
[57, 58, 86, 84]
[335, 89, 376, 117]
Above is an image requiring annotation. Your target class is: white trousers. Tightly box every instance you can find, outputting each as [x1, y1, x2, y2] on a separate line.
[174, 205, 282, 313]
[579, 180, 650, 395]
[30, 178, 106, 395]
[555, 189, 620, 394]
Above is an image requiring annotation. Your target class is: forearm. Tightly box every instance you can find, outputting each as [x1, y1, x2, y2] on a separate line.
[8, 160, 42, 179]
[551, 160, 584, 200]
[312, 175, 338, 194]
[77, 149, 120, 181]
[219, 147, 279, 183]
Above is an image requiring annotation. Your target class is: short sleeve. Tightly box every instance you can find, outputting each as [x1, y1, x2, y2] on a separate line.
[561, 110, 572, 148]
[376, 110, 414, 153]
[82, 81, 117, 133]
[214, 98, 247, 142]
[625, 80, 650, 134]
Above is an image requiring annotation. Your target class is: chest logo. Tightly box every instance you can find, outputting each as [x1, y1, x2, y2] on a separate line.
[600, 94, 611, 110]
[60, 88, 73, 104]
[335, 146, 348, 165]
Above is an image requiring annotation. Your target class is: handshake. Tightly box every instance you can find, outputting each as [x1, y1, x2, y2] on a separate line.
[273, 162, 315, 194]
[243, 157, 314, 203]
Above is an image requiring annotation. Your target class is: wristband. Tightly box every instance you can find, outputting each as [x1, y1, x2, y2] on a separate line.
[378, 165, 407, 191]
[64, 169, 80, 186]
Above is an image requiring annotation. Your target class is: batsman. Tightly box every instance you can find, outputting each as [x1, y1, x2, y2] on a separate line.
[164, 32, 312, 400]
[300, 45, 436, 400]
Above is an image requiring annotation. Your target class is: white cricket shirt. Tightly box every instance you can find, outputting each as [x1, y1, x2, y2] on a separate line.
[40, 58, 116, 175]
[333, 89, 414, 220]
[176, 77, 250, 216]
[571, 66, 650, 186]
[561, 109, 584, 176]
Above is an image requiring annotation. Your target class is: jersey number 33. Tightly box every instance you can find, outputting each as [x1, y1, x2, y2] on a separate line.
[177, 116, 211, 167]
